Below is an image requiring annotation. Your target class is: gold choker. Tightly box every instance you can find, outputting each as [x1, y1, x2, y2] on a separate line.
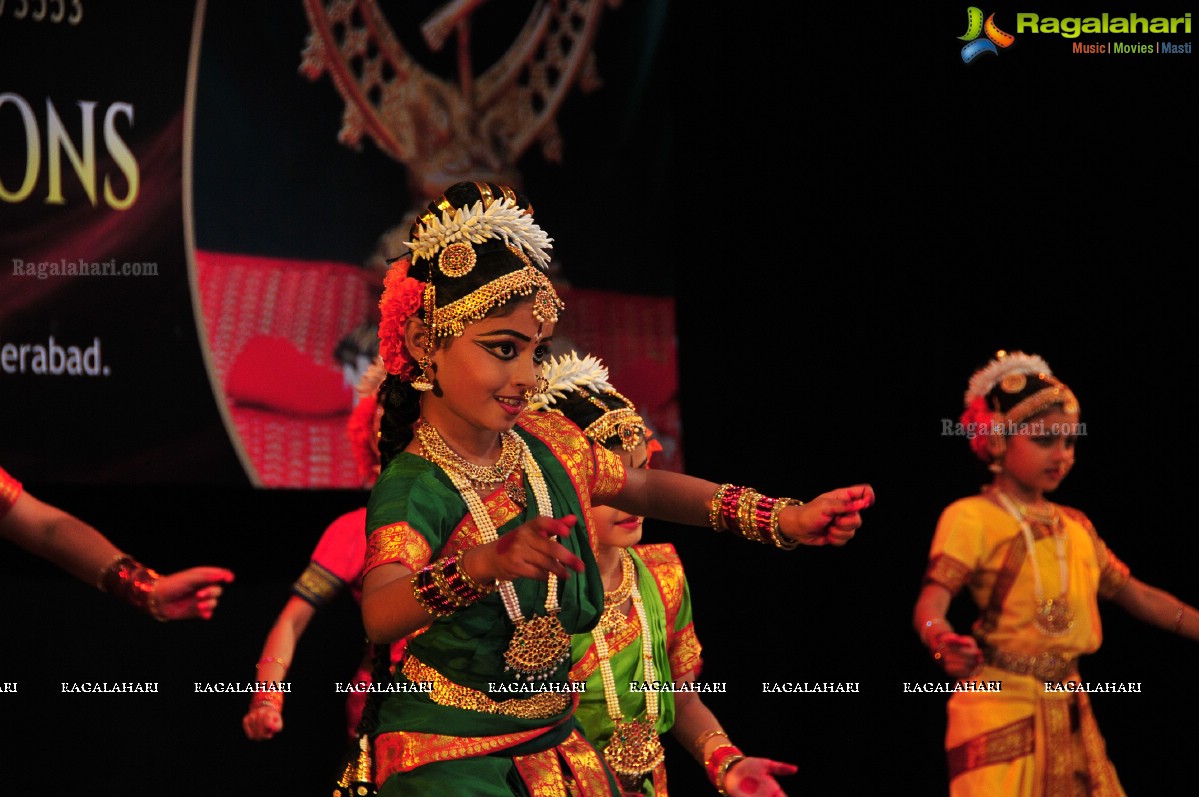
[416, 419, 521, 488]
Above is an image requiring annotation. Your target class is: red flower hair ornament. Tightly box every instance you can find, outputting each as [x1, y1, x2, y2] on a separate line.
[345, 355, 388, 486]
[377, 255, 425, 379]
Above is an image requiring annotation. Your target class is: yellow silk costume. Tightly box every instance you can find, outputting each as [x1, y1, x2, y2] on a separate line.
[924, 492, 1131, 797]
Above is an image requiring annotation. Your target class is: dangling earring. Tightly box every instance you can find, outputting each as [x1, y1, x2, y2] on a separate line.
[988, 460, 1003, 474]
[411, 355, 434, 392]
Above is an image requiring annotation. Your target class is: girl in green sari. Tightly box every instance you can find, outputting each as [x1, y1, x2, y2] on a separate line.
[538, 352, 798, 797]
[353, 181, 874, 797]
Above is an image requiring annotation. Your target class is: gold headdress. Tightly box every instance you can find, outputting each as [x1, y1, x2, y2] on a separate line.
[406, 182, 563, 340]
[531, 352, 648, 451]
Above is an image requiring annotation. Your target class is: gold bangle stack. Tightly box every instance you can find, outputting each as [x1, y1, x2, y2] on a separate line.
[711, 484, 802, 549]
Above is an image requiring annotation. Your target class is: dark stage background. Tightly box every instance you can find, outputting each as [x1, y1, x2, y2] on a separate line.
[3, 3, 1196, 796]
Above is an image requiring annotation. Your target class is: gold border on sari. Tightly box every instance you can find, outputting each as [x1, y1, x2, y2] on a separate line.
[364, 522, 432, 575]
[402, 655, 570, 719]
[947, 716, 1034, 780]
[374, 726, 545, 780]
[923, 553, 972, 596]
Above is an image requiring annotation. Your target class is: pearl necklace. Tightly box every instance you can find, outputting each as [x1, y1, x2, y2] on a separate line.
[591, 559, 665, 790]
[994, 489, 1074, 637]
[421, 419, 569, 680]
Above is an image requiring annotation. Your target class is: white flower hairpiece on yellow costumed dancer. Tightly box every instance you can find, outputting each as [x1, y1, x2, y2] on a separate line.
[961, 349, 1078, 465]
[406, 197, 554, 272]
[964, 350, 1053, 407]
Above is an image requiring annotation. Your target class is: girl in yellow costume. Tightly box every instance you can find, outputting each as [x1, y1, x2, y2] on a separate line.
[913, 350, 1199, 796]
[354, 181, 875, 797]
[535, 352, 798, 797]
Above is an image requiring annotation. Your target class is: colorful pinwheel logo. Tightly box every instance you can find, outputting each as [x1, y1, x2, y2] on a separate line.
[959, 7, 1015, 63]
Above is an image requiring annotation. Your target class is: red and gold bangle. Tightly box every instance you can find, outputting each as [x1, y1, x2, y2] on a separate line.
[97, 554, 161, 617]
[717, 485, 746, 534]
[705, 743, 746, 796]
[249, 689, 283, 713]
[413, 562, 457, 617]
[413, 555, 492, 617]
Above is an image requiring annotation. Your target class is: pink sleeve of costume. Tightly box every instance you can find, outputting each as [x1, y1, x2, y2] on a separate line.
[293, 507, 368, 606]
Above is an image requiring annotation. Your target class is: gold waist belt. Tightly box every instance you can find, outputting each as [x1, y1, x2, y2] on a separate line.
[983, 648, 1078, 682]
[402, 654, 570, 720]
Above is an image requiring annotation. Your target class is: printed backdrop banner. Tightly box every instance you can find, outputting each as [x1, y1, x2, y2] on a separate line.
[0, 1, 678, 487]
[0, 2, 249, 484]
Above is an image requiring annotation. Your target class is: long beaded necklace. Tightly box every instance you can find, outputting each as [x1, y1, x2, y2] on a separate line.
[994, 489, 1074, 636]
[417, 419, 570, 680]
[591, 561, 665, 790]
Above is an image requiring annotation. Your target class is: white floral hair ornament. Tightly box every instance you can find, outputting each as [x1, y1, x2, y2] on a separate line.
[526, 352, 613, 412]
[405, 198, 554, 272]
[964, 350, 1054, 406]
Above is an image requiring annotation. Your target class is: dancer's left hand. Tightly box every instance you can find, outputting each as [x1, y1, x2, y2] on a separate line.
[725, 756, 798, 797]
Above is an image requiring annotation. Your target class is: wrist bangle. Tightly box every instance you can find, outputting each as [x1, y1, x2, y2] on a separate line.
[709, 484, 733, 531]
[98, 554, 161, 617]
[256, 656, 289, 671]
[250, 690, 283, 712]
[922, 618, 949, 649]
[693, 728, 729, 757]
[768, 497, 803, 550]
[705, 744, 746, 796]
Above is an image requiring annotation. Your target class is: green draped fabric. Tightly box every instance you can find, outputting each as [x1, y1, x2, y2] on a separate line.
[570, 548, 694, 796]
[364, 419, 611, 795]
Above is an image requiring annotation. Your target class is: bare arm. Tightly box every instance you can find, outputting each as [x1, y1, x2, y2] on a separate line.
[1, 490, 124, 584]
[1, 489, 234, 619]
[609, 469, 875, 547]
[1109, 577, 1199, 642]
[912, 582, 982, 678]
[243, 596, 318, 740]
[670, 672, 797, 797]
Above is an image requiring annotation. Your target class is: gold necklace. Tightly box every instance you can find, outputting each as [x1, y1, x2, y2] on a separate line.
[599, 549, 635, 634]
[420, 419, 569, 681]
[994, 489, 1073, 637]
[591, 570, 664, 791]
[416, 419, 521, 488]
[1001, 490, 1060, 529]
